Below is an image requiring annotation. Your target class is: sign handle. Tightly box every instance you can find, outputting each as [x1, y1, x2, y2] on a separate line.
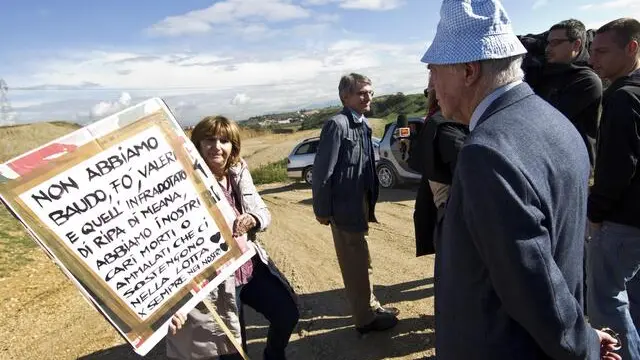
[202, 299, 251, 360]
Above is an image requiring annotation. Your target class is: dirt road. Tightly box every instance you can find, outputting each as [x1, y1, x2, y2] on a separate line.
[241, 183, 436, 360]
[0, 128, 436, 360]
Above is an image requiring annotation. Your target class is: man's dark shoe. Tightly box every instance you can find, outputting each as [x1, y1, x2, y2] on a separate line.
[356, 313, 398, 335]
[375, 306, 400, 317]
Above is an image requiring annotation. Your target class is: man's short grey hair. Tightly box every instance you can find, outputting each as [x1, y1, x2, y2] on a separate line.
[338, 73, 372, 103]
[479, 55, 525, 88]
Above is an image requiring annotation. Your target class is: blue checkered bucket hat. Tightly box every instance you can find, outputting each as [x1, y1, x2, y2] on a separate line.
[421, 0, 527, 64]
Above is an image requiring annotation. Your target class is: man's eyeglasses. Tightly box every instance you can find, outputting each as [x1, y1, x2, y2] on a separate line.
[546, 38, 573, 47]
[357, 90, 374, 97]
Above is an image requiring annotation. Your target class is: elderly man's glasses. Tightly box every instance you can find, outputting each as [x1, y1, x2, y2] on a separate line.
[357, 90, 374, 97]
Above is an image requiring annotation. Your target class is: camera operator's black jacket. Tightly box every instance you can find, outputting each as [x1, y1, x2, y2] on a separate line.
[533, 48, 602, 166]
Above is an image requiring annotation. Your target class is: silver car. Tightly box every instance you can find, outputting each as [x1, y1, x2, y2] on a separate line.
[287, 136, 380, 185]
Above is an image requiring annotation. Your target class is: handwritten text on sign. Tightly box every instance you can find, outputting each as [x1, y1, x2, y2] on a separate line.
[19, 126, 229, 320]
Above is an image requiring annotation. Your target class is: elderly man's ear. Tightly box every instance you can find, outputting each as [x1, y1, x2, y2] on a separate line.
[463, 62, 483, 86]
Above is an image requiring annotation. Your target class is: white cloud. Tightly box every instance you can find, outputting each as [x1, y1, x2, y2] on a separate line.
[230, 93, 251, 105]
[9, 39, 429, 125]
[532, 0, 548, 10]
[90, 92, 132, 118]
[147, 0, 310, 37]
[303, 0, 334, 4]
[580, 0, 640, 29]
[149, 18, 212, 36]
[339, 0, 404, 10]
[579, 0, 638, 10]
[316, 13, 341, 22]
[291, 23, 332, 36]
[237, 23, 279, 40]
[303, 0, 404, 10]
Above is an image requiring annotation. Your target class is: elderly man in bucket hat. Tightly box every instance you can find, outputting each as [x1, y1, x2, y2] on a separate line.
[421, 1, 621, 359]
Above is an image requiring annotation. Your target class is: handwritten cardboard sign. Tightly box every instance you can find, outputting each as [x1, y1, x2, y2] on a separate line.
[0, 98, 254, 355]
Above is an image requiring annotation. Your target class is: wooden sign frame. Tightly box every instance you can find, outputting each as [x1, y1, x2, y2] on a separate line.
[0, 98, 255, 355]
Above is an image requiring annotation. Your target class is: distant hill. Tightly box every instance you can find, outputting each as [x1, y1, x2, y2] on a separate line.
[0, 91, 428, 163]
[298, 92, 427, 129]
[0, 121, 82, 162]
[372, 92, 428, 119]
[240, 92, 427, 131]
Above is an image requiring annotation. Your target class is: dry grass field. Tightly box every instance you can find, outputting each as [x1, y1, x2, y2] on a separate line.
[0, 121, 82, 162]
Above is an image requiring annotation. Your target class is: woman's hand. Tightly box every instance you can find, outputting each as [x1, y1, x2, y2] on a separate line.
[233, 213, 257, 237]
[169, 313, 186, 335]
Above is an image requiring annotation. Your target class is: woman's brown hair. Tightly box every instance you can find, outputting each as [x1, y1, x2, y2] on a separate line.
[190, 115, 242, 173]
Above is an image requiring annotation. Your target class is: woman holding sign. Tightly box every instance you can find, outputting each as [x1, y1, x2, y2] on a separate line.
[166, 116, 299, 360]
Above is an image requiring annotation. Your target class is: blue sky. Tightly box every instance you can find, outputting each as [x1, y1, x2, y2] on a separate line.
[0, 0, 636, 126]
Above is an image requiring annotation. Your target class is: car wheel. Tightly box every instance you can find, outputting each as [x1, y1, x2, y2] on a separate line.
[303, 167, 313, 185]
[377, 164, 396, 188]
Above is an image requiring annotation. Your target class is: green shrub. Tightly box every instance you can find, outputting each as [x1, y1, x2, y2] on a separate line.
[251, 158, 289, 185]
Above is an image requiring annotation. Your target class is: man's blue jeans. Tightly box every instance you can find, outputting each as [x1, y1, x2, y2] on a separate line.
[587, 221, 640, 360]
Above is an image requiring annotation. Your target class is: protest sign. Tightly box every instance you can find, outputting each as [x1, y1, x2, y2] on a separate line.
[0, 98, 255, 356]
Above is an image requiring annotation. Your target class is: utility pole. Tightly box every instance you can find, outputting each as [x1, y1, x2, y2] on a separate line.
[0, 78, 12, 125]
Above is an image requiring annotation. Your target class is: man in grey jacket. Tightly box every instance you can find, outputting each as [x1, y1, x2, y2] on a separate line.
[420, 0, 620, 359]
[312, 73, 399, 334]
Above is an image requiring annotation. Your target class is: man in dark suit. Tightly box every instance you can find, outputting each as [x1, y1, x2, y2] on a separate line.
[419, 0, 620, 359]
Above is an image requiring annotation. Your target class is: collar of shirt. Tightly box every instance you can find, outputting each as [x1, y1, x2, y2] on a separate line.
[350, 108, 367, 124]
[630, 67, 640, 77]
[469, 80, 522, 131]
